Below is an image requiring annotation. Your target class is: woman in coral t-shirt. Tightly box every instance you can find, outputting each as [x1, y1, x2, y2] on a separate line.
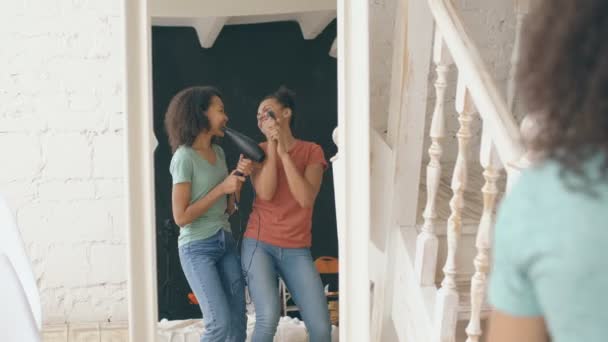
[241, 86, 331, 342]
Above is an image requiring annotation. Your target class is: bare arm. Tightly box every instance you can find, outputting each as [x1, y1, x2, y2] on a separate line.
[488, 311, 549, 342]
[251, 141, 278, 200]
[226, 193, 238, 216]
[172, 173, 244, 227]
[225, 156, 251, 215]
[280, 154, 324, 209]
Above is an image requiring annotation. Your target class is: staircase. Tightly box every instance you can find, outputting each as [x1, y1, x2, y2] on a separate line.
[364, 0, 536, 341]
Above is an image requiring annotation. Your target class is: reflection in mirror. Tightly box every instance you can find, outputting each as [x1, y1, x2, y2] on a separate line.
[151, 10, 339, 341]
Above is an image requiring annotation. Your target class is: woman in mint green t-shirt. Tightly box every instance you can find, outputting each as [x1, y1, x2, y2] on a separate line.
[165, 86, 253, 342]
[488, 1, 608, 342]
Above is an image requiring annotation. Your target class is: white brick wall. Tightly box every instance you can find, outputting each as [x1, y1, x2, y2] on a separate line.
[0, 0, 126, 324]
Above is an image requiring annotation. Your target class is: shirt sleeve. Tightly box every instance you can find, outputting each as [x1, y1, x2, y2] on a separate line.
[488, 174, 542, 317]
[169, 150, 193, 185]
[308, 144, 328, 170]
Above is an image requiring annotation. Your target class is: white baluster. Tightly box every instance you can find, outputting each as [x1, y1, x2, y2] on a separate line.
[465, 124, 503, 342]
[507, 0, 531, 112]
[435, 75, 474, 342]
[415, 30, 452, 286]
[330, 126, 339, 162]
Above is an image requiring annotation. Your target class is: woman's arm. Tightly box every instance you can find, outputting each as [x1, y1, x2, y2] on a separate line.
[251, 141, 278, 200]
[226, 193, 237, 215]
[488, 311, 549, 342]
[280, 153, 323, 209]
[226, 155, 252, 215]
[172, 173, 244, 227]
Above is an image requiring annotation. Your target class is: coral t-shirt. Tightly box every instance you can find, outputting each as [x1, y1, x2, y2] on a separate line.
[245, 140, 327, 248]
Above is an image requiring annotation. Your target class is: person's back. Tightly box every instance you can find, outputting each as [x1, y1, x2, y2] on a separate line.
[487, 1, 608, 341]
[490, 156, 608, 342]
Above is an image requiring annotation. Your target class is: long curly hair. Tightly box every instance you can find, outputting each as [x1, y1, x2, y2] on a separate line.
[164, 86, 222, 152]
[518, 0, 608, 179]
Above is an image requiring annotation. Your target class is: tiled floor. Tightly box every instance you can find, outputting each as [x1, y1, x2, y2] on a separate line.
[42, 322, 129, 342]
[42, 316, 339, 342]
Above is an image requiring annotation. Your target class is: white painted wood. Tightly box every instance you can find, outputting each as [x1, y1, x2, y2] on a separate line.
[415, 30, 452, 287]
[507, 0, 530, 112]
[0, 254, 40, 342]
[374, 0, 435, 338]
[329, 38, 337, 58]
[150, 0, 336, 18]
[391, 0, 435, 229]
[151, 17, 227, 48]
[370, 129, 397, 341]
[385, 0, 408, 149]
[435, 76, 474, 342]
[297, 11, 337, 40]
[336, 0, 371, 339]
[226, 13, 300, 25]
[422, 2, 534, 341]
[0, 195, 41, 331]
[369, 0, 407, 332]
[465, 124, 502, 342]
[427, 0, 524, 167]
[194, 17, 228, 48]
[392, 227, 436, 342]
[124, 0, 159, 341]
[153, 10, 336, 49]
[331, 127, 339, 162]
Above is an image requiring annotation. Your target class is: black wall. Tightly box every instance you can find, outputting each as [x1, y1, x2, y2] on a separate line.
[152, 21, 338, 320]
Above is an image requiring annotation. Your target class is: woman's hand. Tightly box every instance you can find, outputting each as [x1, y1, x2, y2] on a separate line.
[260, 118, 280, 142]
[236, 154, 254, 176]
[221, 172, 245, 194]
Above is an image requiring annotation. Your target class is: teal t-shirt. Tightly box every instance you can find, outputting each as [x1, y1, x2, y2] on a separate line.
[169, 145, 230, 247]
[489, 156, 608, 342]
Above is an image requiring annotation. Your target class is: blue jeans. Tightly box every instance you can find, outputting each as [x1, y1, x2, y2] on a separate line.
[241, 237, 331, 342]
[179, 230, 247, 342]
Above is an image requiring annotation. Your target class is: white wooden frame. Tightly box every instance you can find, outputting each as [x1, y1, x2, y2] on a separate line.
[123, 0, 158, 341]
[123, 0, 370, 340]
[335, 0, 371, 340]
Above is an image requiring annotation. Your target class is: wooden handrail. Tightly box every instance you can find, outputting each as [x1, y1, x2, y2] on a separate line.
[427, 0, 525, 166]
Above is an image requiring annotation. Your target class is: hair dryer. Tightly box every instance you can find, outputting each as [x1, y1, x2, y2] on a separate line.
[222, 127, 265, 176]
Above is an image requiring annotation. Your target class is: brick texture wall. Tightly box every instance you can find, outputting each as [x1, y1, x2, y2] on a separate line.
[0, 0, 127, 324]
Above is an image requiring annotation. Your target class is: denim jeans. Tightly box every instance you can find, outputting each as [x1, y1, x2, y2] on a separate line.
[179, 229, 247, 342]
[241, 237, 331, 342]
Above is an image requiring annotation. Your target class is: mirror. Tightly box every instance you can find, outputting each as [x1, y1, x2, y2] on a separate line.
[125, 1, 351, 340]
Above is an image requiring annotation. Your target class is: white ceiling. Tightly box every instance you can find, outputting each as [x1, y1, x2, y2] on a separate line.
[150, 1, 337, 57]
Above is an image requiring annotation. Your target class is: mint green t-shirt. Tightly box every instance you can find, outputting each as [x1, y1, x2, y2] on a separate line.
[169, 145, 230, 247]
[489, 156, 608, 342]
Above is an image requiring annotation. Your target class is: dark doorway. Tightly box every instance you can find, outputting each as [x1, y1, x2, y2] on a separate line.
[152, 20, 338, 320]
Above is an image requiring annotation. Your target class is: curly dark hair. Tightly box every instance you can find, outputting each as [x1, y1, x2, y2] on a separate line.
[264, 85, 297, 131]
[519, 0, 608, 178]
[164, 86, 222, 152]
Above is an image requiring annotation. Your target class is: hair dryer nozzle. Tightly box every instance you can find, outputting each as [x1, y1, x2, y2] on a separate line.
[223, 127, 266, 163]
